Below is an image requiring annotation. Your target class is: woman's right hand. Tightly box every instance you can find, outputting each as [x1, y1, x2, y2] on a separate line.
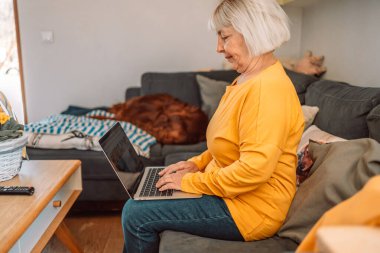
[158, 161, 199, 177]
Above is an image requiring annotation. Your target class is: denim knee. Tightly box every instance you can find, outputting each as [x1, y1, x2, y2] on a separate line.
[122, 199, 139, 232]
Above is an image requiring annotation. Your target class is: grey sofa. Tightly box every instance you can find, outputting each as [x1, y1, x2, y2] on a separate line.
[27, 67, 380, 251]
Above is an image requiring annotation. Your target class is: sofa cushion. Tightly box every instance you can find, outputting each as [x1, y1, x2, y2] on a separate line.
[150, 143, 163, 158]
[196, 75, 229, 119]
[296, 126, 346, 186]
[297, 125, 346, 153]
[125, 86, 141, 101]
[164, 152, 202, 166]
[284, 68, 318, 104]
[159, 231, 298, 253]
[367, 104, 380, 143]
[26, 147, 117, 180]
[141, 70, 238, 107]
[142, 72, 202, 107]
[278, 138, 380, 243]
[305, 80, 380, 139]
[161, 141, 207, 157]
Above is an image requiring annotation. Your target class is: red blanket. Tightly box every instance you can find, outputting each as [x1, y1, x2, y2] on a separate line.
[109, 94, 208, 144]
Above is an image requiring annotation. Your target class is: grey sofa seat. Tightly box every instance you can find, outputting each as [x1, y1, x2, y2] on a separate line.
[159, 231, 298, 253]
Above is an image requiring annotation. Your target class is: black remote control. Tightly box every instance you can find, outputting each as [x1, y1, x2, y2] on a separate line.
[0, 186, 35, 195]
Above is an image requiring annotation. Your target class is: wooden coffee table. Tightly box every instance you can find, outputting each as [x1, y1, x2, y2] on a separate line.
[0, 160, 83, 253]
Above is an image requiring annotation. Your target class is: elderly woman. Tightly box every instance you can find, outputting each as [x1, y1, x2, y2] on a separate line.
[122, 0, 304, 252]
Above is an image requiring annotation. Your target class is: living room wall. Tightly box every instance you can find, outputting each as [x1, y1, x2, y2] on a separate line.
[17, 0, 302, 122]
[18, 0, 224, 122]
[300, 0, 380, 86]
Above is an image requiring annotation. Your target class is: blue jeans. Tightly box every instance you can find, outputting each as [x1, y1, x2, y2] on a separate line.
[121, 195, 244, 253]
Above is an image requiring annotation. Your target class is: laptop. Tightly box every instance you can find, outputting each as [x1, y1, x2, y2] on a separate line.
[99, 122, 202, 200]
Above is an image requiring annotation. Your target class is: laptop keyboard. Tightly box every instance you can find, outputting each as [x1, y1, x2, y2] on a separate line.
[139, 167, 174, 197]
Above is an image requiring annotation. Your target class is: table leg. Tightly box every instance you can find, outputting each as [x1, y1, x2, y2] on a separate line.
[55, 221, 83, 253]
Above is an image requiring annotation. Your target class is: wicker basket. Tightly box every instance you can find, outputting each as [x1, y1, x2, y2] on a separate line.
[0, 134, 28, 182]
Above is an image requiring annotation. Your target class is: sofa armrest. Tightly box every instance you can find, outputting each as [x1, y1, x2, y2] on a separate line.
[125, 87, 141, 101]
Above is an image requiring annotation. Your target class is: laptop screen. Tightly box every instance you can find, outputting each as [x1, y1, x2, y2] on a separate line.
[99, 122, 143, 173]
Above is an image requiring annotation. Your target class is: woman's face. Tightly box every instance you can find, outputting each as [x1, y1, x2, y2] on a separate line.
[216, 26, 253, 73]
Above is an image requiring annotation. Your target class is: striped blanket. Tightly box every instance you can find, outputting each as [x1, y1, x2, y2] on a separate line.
[24, 111, 156, 157]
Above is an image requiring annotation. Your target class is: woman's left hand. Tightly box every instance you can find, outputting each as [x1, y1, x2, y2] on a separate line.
[156, 170, 188, 191]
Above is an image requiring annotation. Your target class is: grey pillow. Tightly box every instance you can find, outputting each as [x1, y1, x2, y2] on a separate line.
[196, 75, 230, 119]
[367, 104, 380, 143]
[278, 138, 380, 243]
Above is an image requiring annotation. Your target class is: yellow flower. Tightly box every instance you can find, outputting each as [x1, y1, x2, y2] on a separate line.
[0, 112, 10, 124]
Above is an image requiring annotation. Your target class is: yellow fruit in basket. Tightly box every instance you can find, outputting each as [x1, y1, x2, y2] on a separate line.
[0, 112, 10, 125]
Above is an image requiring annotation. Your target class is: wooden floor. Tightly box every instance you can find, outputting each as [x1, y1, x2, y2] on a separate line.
[42, 212, 124, 253]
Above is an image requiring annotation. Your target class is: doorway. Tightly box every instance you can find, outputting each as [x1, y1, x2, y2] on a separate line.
[0, 0, 26, 124]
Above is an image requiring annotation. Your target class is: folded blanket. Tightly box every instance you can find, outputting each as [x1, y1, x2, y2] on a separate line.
[25, 113, 156, 157]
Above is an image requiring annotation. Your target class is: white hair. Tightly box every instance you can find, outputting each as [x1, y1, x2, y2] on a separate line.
[210, 0, 290, 57]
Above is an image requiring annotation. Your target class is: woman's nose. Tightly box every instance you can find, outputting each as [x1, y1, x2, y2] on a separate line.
[216, 37, 224, 53]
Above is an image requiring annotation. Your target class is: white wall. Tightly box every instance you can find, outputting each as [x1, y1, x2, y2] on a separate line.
[277, 5, 303, 59]
[18, 0, 223, 122]
[301, 0, 380, 86]
[21, 0, 380, 121]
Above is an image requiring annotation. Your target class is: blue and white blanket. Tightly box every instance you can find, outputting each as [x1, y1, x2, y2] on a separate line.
[24, 112, 156, 157]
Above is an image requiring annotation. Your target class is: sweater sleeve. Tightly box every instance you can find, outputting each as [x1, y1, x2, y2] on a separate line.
[181, 81, 293, 198]
[187, 150, 213, 171]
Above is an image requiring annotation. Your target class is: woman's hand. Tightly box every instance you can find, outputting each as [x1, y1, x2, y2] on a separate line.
[159, 161, 199, 176]
[156, 170, 188, 191]
[156, 161, 199, 191]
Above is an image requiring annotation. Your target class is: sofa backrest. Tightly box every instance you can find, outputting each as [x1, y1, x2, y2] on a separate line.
[284, 69, 318, 105]
[304, 80, 380, 140]
[140, 70, 238, 107]
[128, 68, 380, 142]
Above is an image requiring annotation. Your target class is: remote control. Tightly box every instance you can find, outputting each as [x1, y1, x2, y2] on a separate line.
[0, 186, 35, 195]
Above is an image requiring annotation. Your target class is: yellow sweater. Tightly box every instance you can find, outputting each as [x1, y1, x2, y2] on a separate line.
[181, 61, 304, 241]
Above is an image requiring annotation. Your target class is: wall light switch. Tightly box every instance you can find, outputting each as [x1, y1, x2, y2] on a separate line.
[41, 31, 54, 43]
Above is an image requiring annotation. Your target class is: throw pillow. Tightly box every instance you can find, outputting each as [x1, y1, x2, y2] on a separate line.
[301, 105, 319, 130]
[296, 126, 346, 186]
[296, 144, 313, 186]
[297, 125, 346, 153]
[278, 138, 380, 243]
[196, 75, 230, 119]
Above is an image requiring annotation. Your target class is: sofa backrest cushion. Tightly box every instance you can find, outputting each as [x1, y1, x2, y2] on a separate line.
[367, 104, 380, 143]
[125, 87, 142, 101]
[141, 70, 238, 107]
[196, 75, 229, 119]
[284, 69, 318, 105]
[305, 80, 380, 139]
[278, 138, 380, 243]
